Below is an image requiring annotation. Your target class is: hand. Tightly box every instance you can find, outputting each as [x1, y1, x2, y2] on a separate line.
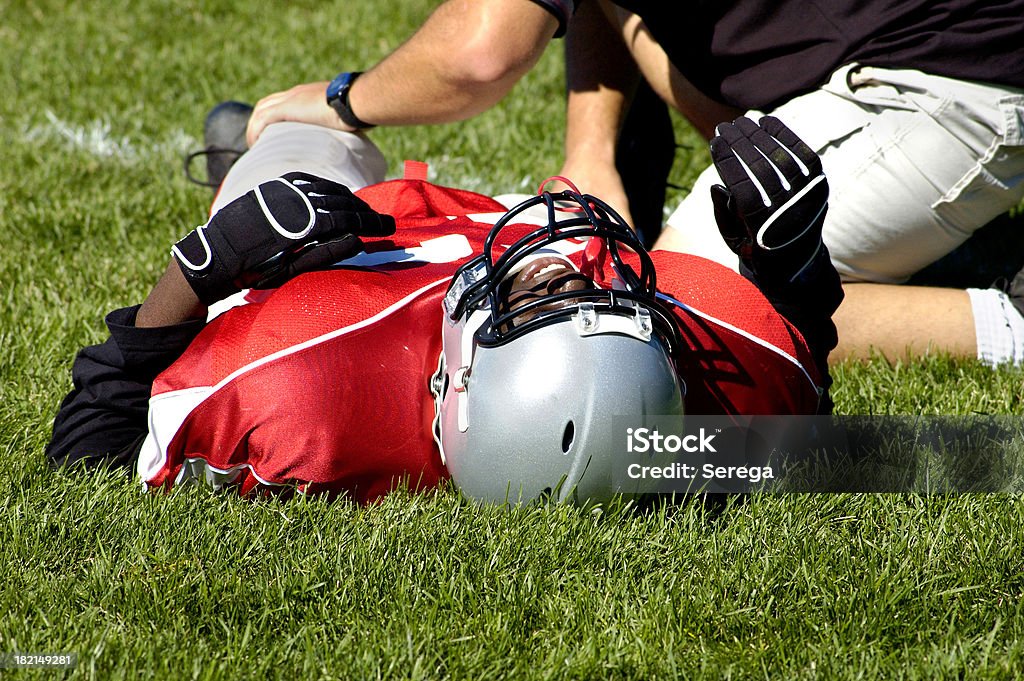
[246, 82, 354, 146]
[171, 172, 396, 305]
[552, 161, 634, 231]
[709, 116, 829, 284]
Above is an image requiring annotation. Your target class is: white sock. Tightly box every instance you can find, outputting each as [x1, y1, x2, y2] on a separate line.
[967, 287, 1024, 366]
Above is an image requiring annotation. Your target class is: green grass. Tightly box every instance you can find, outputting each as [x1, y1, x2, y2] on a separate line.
[2, 1, 1024, 678]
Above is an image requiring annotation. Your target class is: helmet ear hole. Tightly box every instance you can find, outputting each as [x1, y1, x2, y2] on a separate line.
[561, 421, 576, 454]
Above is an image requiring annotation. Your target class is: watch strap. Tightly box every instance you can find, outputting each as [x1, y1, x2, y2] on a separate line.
[327, 71, 375, 130]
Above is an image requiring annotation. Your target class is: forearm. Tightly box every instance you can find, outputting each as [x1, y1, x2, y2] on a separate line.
[746, 254, 843, 414]
[563, 0, 638, 170]
[137, 260, 207, 328]
[705, 116, 840, 402]
[349, 0, 558, 126]
[247, 0, 558, 142]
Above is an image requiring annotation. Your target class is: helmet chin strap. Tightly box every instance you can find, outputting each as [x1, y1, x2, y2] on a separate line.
[433, 305, 492, 463]
[580, 237, 609, 282]
[429, 351, 448, 465]
[582, 235, 640, 292]
[454, 309, 490, 433]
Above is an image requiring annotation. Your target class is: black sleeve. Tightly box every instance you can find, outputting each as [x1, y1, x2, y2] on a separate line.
[740, 250, 844, 414]
[528, 0, 579, 37]
[46, 306, 205, 471]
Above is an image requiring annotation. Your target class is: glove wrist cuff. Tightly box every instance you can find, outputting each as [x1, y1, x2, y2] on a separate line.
[171, 229, 238, 306]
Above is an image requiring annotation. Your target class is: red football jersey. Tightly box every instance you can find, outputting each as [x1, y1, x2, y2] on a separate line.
[137, 180, 823, 501]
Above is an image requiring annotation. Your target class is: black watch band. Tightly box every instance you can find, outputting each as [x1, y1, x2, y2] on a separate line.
[326, 71, 375, 130]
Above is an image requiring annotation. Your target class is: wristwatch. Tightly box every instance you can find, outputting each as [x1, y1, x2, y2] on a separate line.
[326, 71, 375, 130]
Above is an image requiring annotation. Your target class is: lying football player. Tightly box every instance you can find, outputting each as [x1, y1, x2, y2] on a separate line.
[47, 116, 842, 504]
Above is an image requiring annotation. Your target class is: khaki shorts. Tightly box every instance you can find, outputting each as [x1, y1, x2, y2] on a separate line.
[210, 122, 388, 215]
[211, 123, 551, 218]
[665, 65, 1024, 283]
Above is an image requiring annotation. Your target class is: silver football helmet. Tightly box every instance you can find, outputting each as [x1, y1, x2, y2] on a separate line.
[431, 188, 685, 505]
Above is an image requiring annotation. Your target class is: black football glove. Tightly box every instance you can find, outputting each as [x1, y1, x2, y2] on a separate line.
[172, 171, 395, 305]
[710, 116, 829, 288]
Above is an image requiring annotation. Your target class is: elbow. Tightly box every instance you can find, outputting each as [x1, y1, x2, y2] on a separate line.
[443, 21, 547, 88]
[453, 44, 533, 86]
[418, 0, 556, 96]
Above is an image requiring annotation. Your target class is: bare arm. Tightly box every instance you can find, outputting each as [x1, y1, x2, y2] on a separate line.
[135, 261, 207, 328]
[247, 0, 559, 145]
[558, 0, 639, 225]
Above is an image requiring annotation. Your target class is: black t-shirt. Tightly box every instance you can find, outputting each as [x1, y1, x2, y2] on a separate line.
[610, 0, 1024, 110]
[530, 0, 579, 36]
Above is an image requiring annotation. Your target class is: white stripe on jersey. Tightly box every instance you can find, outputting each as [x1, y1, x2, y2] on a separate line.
[137, 276, 451, 488]
[657, 292, 823, 396]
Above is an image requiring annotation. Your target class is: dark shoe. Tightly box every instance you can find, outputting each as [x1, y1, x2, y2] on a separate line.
[907, 211, 1024, 289]
[184, 101, 253, 189]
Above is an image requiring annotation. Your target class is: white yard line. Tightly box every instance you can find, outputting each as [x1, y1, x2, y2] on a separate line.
[24, 110, 195, 162]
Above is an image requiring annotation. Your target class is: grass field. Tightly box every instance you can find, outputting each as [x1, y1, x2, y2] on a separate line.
[3, 1, 1024, 678]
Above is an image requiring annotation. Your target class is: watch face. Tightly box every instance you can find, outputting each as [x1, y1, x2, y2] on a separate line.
[326, 72, 353, 102]
[325, 71, 371, 128]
